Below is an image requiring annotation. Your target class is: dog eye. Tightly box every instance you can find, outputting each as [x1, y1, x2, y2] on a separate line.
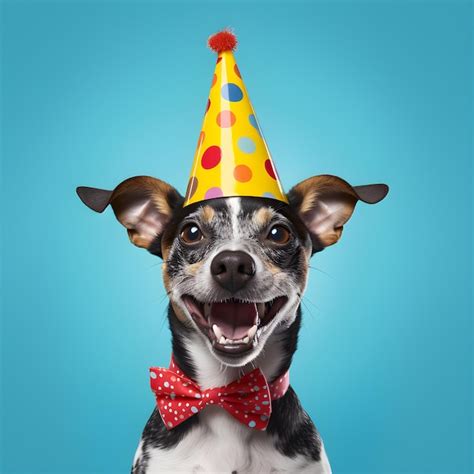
[267, 225, 291, 244]
[180, 223, 204, 244]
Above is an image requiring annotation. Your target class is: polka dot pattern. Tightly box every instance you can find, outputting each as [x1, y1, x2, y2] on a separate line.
[183, 49, 288, 206]
[237, 136, 256, 154]
[185, 177, 198, 201]
[248, 114, 261, 135]
[221, 83, 243, 102]
[149, 356, 289, 431]
[234, 164, 252, 183]
[216, 110, 236, 128]
[201, 146, 221, 169]
[197, 131, 205, 148]
[204, 186, 224, 200]
[264, 159, 277, 179]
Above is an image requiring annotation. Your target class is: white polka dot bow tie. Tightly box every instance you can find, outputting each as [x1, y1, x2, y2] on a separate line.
[150, 356, 289, 430]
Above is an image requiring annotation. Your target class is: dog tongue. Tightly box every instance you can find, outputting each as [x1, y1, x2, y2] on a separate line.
[210, 301, 257, 340]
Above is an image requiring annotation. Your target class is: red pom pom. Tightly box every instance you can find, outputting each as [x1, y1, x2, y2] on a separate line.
[208, 30, 237, 54]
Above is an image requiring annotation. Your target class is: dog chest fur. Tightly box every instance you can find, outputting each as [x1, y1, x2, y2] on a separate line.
[140, 410, 331, 473]
[133, 328, 331, 473]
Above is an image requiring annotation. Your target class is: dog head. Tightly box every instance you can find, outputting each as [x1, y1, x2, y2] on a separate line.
[77, 175, 387, 367]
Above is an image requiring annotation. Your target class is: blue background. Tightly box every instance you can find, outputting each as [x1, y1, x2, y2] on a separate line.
[1, 1, 472, 473]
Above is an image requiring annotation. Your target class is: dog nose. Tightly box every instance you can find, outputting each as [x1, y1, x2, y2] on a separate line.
[210, 250, 256, 293]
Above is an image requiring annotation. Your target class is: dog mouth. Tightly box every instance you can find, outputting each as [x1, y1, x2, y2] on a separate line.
[182, 295, 288, 356]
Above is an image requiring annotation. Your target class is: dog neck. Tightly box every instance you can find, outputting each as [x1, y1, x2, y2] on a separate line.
[168, 304, 301, 390]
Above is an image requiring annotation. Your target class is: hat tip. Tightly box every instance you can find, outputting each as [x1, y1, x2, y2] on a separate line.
[208, 29, 237, 53]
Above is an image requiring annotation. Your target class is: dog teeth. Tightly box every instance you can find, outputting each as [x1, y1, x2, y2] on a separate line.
[212, 324, 223, 340]
[215, 329, 256, 346]
[247, 325, 257, 340]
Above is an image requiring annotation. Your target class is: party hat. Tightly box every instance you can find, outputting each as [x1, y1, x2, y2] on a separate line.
[183, 30, 288, 206]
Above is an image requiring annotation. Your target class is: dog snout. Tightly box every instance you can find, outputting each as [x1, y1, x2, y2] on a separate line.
[210, 250, 256, 293]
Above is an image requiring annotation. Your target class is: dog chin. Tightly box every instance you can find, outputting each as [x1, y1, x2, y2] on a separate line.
[179, 294, 292, 367]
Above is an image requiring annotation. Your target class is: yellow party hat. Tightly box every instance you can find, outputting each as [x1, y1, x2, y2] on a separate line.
[183, 30, 288, 206]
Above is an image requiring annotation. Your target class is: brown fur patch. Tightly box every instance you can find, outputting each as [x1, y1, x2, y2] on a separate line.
[187, 261, 204, 276]
[162, 262, 171, 291]
[318, 227, 344, 248]
[264, 260, 281, 275]
[161, 239, 172, 262]
[299, 247, 310, 281]
[162, 263, 188, 323]
[127, 230, 150, 248]
[171, 301, 189, 324]
[253, 207, 273, 228]
[200, 205, 215, 224]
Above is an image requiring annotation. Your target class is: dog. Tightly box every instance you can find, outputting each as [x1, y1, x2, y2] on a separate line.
[77, 173, 388, 473]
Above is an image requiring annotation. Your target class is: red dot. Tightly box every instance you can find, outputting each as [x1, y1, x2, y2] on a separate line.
[211, 74, 217, 87]
[201, 146, 221, 169]
[234, 64, 241, 78]
[265, 159, 276, 179]
[205, 99, 211, 114]
[216, 57, 222, 64]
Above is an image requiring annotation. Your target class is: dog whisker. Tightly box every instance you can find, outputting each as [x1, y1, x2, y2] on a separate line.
[308, 265, 333, 278]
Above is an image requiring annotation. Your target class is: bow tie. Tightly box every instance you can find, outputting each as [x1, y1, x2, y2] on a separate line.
[149, 356, 289, 430]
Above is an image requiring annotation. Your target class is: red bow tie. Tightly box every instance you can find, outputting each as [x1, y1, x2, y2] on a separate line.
[150, 356, 289, 430]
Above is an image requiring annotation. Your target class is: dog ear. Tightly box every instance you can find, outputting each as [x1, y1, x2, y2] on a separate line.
[287, 175, 388, 252]
[76, 176, 183, 252]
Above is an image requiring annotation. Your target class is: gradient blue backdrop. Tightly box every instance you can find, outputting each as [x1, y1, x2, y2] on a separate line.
[1, 1, 472, 473]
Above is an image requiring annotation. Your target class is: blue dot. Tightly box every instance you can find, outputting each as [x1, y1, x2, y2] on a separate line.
[255, 405, 261, 411]
[262, 400, 270, 405]
[191, 406, 198, 413]
[238, 137, 256, 154]
[262, 192, 276, 199]
[248, 420, 256, 428]
[249, 114, 261, 134]
[221, 83, 243, 102]
[260, 415, 269, 421]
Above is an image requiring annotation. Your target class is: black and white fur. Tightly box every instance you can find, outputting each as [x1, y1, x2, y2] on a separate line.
[76, 174, 388, 473]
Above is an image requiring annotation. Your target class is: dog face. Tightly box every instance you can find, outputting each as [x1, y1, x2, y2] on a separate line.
[160, 196, 311, 367]
[77, 175, 387, 367]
